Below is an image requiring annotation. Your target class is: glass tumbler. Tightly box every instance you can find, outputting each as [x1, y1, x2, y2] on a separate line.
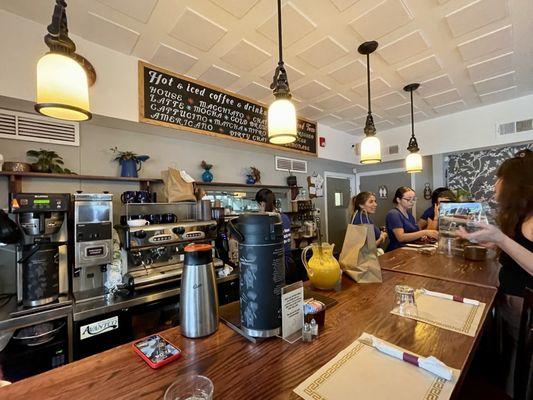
[395, 285, 418, 317]
[164, 375, 213, 400]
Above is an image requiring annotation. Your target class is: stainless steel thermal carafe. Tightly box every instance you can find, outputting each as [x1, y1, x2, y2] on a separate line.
[180, 243, 219, 338]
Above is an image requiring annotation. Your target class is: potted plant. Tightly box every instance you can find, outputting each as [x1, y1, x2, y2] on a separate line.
[455, 188, 472, 202]
[26, 149, 74, 174]
[246, 166, 261, 184]
[110, 147, 149, 178]
[200, 160, 214, 182]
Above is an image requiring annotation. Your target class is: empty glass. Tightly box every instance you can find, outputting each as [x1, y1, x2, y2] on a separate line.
[164, 375, 213, 400]
[395, 285, 418, 317]
[439, 236, 455, 258]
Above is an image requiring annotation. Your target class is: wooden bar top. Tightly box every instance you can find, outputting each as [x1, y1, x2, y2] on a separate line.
[379, 249, 501, 289]
[1, 269, 497, 400]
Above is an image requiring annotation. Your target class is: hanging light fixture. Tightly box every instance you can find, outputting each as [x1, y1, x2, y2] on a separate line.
[268, 0, 297, 144]
[35, 0, 96, 121]
[403, 83, 423, 173]
[357, 41, 381, 164]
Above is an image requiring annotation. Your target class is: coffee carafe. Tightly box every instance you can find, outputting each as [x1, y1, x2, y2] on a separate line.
[180, 243, 219, 338]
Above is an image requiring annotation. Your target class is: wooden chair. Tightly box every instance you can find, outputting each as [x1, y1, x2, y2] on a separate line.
[514, 287, 533, 400]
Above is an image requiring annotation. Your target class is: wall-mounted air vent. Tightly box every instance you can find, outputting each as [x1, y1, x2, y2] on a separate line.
[275, 156, 307, 173]
[497, 119, 533, 137]
[387, 145, 399, 155]
[0, 108, 79, 146]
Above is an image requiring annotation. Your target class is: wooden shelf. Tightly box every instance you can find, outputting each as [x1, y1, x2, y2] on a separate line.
[194, 181, 300, 190]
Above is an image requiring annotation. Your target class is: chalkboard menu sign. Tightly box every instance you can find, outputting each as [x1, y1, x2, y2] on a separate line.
[138, 61, 317, 156]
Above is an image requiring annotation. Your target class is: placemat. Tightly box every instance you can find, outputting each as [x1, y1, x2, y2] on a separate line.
[390, 291, 485, 337]
[294, 332, 460, 400]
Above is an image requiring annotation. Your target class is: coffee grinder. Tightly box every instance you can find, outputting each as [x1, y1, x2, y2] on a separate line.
[9, 193, 70, 307]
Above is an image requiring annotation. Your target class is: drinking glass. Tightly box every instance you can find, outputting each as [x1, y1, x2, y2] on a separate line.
[164, 375, 213, 400]
[395, 285, 418, 317]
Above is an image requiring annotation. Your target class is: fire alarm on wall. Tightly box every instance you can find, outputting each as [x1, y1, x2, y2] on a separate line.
[319, 137, 326, 147]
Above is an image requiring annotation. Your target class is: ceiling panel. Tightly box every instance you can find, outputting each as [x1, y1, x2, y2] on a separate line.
[385, 102, 415, 117]
[198, 65, 240, 87]
[169, 8, 227, 51]
[220, 40, 271, 71]
[479, 85, 517, 103]
[335, 104, 367, 119]
[423, 88, 461, 107]
[349, 0, 413, 40]
[445, 0, 509, 38]
[329, 0, 361, 12]
[352, 78, 391, 97]
[261, 63, 306, 84]
[238, 81, 271, 99]
[318, 114, 343, 126]
[96, 0, 158, 23]
[298, 105, 324, 119]
[209, 0, 260, 18]
[379, 31, 430, 65]
[332, 120, 360, 131]
[151, 44, 198, 73]
[418, 74, 453, 96]
[327, 60, 367, 84]
[466, 52, 513, 81]
[314, 93, 352, 110]
[373, 92, 406, 108]
[397, 55, 442, 81]
[457, 25, 512, 61]
[292, 80, 331, 99]
[473, 71, 515, 95]
[398, 111, 427, 123]
[257, 3, 316, 46]
[433, 100, 466, 114]
[297, 36, 349, 68]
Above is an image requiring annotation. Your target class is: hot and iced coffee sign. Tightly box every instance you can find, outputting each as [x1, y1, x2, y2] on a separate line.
[138, 61, 317, 156]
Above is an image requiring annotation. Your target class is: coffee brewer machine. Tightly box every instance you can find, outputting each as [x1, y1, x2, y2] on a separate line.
[70, 193, 113, 301]
[8, 193, 70, 307]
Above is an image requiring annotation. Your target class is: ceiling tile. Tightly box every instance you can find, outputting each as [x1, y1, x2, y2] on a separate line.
[352, 78, 391, 97]
[346, 128, 362, 135]
[433, 100, 466, 114]
[298, 105, 324, 119]
[479, 86, 517, 103]
[96, 0, 157, 23]
[398, 111, 426, 123]
[151, 44, 198, 73]
[329, 0, 361, 12]
[238, 81, 271, 100]
[373, 92, 406, 108]
[354, 113, 383, 124]
[199, 65, 240, 87]
[457, 25, 513, 61]
[297, 36, 349, 68]
[375, 120, 394, 128]
[385, 102, 414, 116]
[257, 3, 316, 46]
[319, 114, 343, 126]
[220, 40, 271, 71]
[418, 74, 453, 96]
[261, 64, 306, 84]
[335, 104, 367, 119]
[466, 52, 513, 81]
[349, 0, 413, 40]
[169, 8, 227, 51]
[79, 12, 140, 54]
[332, 121, 359, 131]
[379, 30, 430, 65]
[423, 88, 461, 107]
[474, 71, 515, 94]
[445, 0, 509, 38]
[397, 55, 442, 80]
[209, 0, 260, 18]
[314, 93, 352, 110]
[292, 80, 331, 99]
[327, 60, 367, 84]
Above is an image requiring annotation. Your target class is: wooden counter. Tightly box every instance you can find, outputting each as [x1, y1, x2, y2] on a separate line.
[379, 249, 501, 289]
[1, 268, 497, 400]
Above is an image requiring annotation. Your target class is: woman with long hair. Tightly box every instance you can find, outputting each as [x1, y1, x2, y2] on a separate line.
[457, 154, 533, 395]
[350, 191, 387, 247]
[385, 186, 439, 252]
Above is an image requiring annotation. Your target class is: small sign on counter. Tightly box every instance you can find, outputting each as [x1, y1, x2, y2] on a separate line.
[281, 281, 304, 343]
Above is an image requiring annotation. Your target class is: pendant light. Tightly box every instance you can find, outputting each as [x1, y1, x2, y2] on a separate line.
[357, 41, 381, 164]
[268, 0, 297, 144]
[35, 0, 96, 121]
[403, 83, 423, 173]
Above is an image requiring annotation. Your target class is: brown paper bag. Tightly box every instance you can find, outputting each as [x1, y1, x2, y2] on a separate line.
[161, 168, 196, 202]
[339, 224, 382, 283]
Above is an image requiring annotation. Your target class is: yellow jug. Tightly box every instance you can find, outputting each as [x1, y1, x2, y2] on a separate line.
[301, 242, 341, 290]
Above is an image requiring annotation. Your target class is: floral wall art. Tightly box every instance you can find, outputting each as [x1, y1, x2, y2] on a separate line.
[445, 143, 533, 209]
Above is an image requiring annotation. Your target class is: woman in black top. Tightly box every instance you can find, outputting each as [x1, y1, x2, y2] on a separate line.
[458, 153, 532, 395]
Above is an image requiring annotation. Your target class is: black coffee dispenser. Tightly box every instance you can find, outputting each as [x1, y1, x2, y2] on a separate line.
[9, 193, 70, 307]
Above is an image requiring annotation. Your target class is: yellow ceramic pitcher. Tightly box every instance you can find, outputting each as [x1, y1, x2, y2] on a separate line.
[301, 242, 341, 290]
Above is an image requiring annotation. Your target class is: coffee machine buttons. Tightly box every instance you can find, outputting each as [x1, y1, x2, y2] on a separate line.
[148, 234, 173, 244]
[183, 231, 205, 240]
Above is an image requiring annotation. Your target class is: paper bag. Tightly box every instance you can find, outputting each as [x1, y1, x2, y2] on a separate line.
[339, 224, 382, 283]
[161, 168, 196, 202]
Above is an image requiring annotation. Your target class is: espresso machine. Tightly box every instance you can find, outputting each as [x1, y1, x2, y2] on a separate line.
[8, 193, 70, 307]
[69, 193, 113, 301]
[116, 220, 219, 291]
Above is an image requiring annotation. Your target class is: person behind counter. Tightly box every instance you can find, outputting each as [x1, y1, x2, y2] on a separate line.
[255, 189, 292, 271]
[385, 187, 439, 252]
[457, 153, 532, 396]
[418, 187, 456, 230]
[350, 192, 387, 247]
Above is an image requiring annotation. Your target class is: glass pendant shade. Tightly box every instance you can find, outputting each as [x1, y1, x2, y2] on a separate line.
[35, 53, 91, 121]
[406, 151, 423, 173]
[360, 135, 382, 164]
[268, 98, 297, 144]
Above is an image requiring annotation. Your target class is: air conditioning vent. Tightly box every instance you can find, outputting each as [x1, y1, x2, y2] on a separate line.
[497, 118, 533, 137]
[498, 122, 515, 135]
[387, 145, 399, 155]
[275, 156, 307, 173]
[0, 108, 79, 146]
[516, 119, 533, 132]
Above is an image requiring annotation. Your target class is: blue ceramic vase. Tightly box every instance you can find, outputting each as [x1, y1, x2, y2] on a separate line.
[120, 159, 139, 177]
[202, 169, 213, 182]
[246, 175, 256, 184]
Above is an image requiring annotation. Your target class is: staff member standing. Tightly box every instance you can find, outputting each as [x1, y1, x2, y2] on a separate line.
[385, 187, 438, 252]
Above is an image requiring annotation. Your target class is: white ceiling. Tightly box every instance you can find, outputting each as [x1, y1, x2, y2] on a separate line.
[2, 0, 532, 136]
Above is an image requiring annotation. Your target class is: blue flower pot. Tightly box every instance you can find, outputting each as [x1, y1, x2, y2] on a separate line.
[202, 169, 213, 183]
[246, 175, 256, 184]
[120, 159, 139, 177]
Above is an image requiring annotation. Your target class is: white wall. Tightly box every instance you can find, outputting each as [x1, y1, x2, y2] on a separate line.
[317, 123, 358, 164]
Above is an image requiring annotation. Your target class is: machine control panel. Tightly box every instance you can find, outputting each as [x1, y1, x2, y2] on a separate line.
[10, 193, 70, 213]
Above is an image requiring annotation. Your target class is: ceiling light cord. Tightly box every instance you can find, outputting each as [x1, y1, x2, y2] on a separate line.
[270, 0, 291, 99]
[366, 53, 371, 114]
